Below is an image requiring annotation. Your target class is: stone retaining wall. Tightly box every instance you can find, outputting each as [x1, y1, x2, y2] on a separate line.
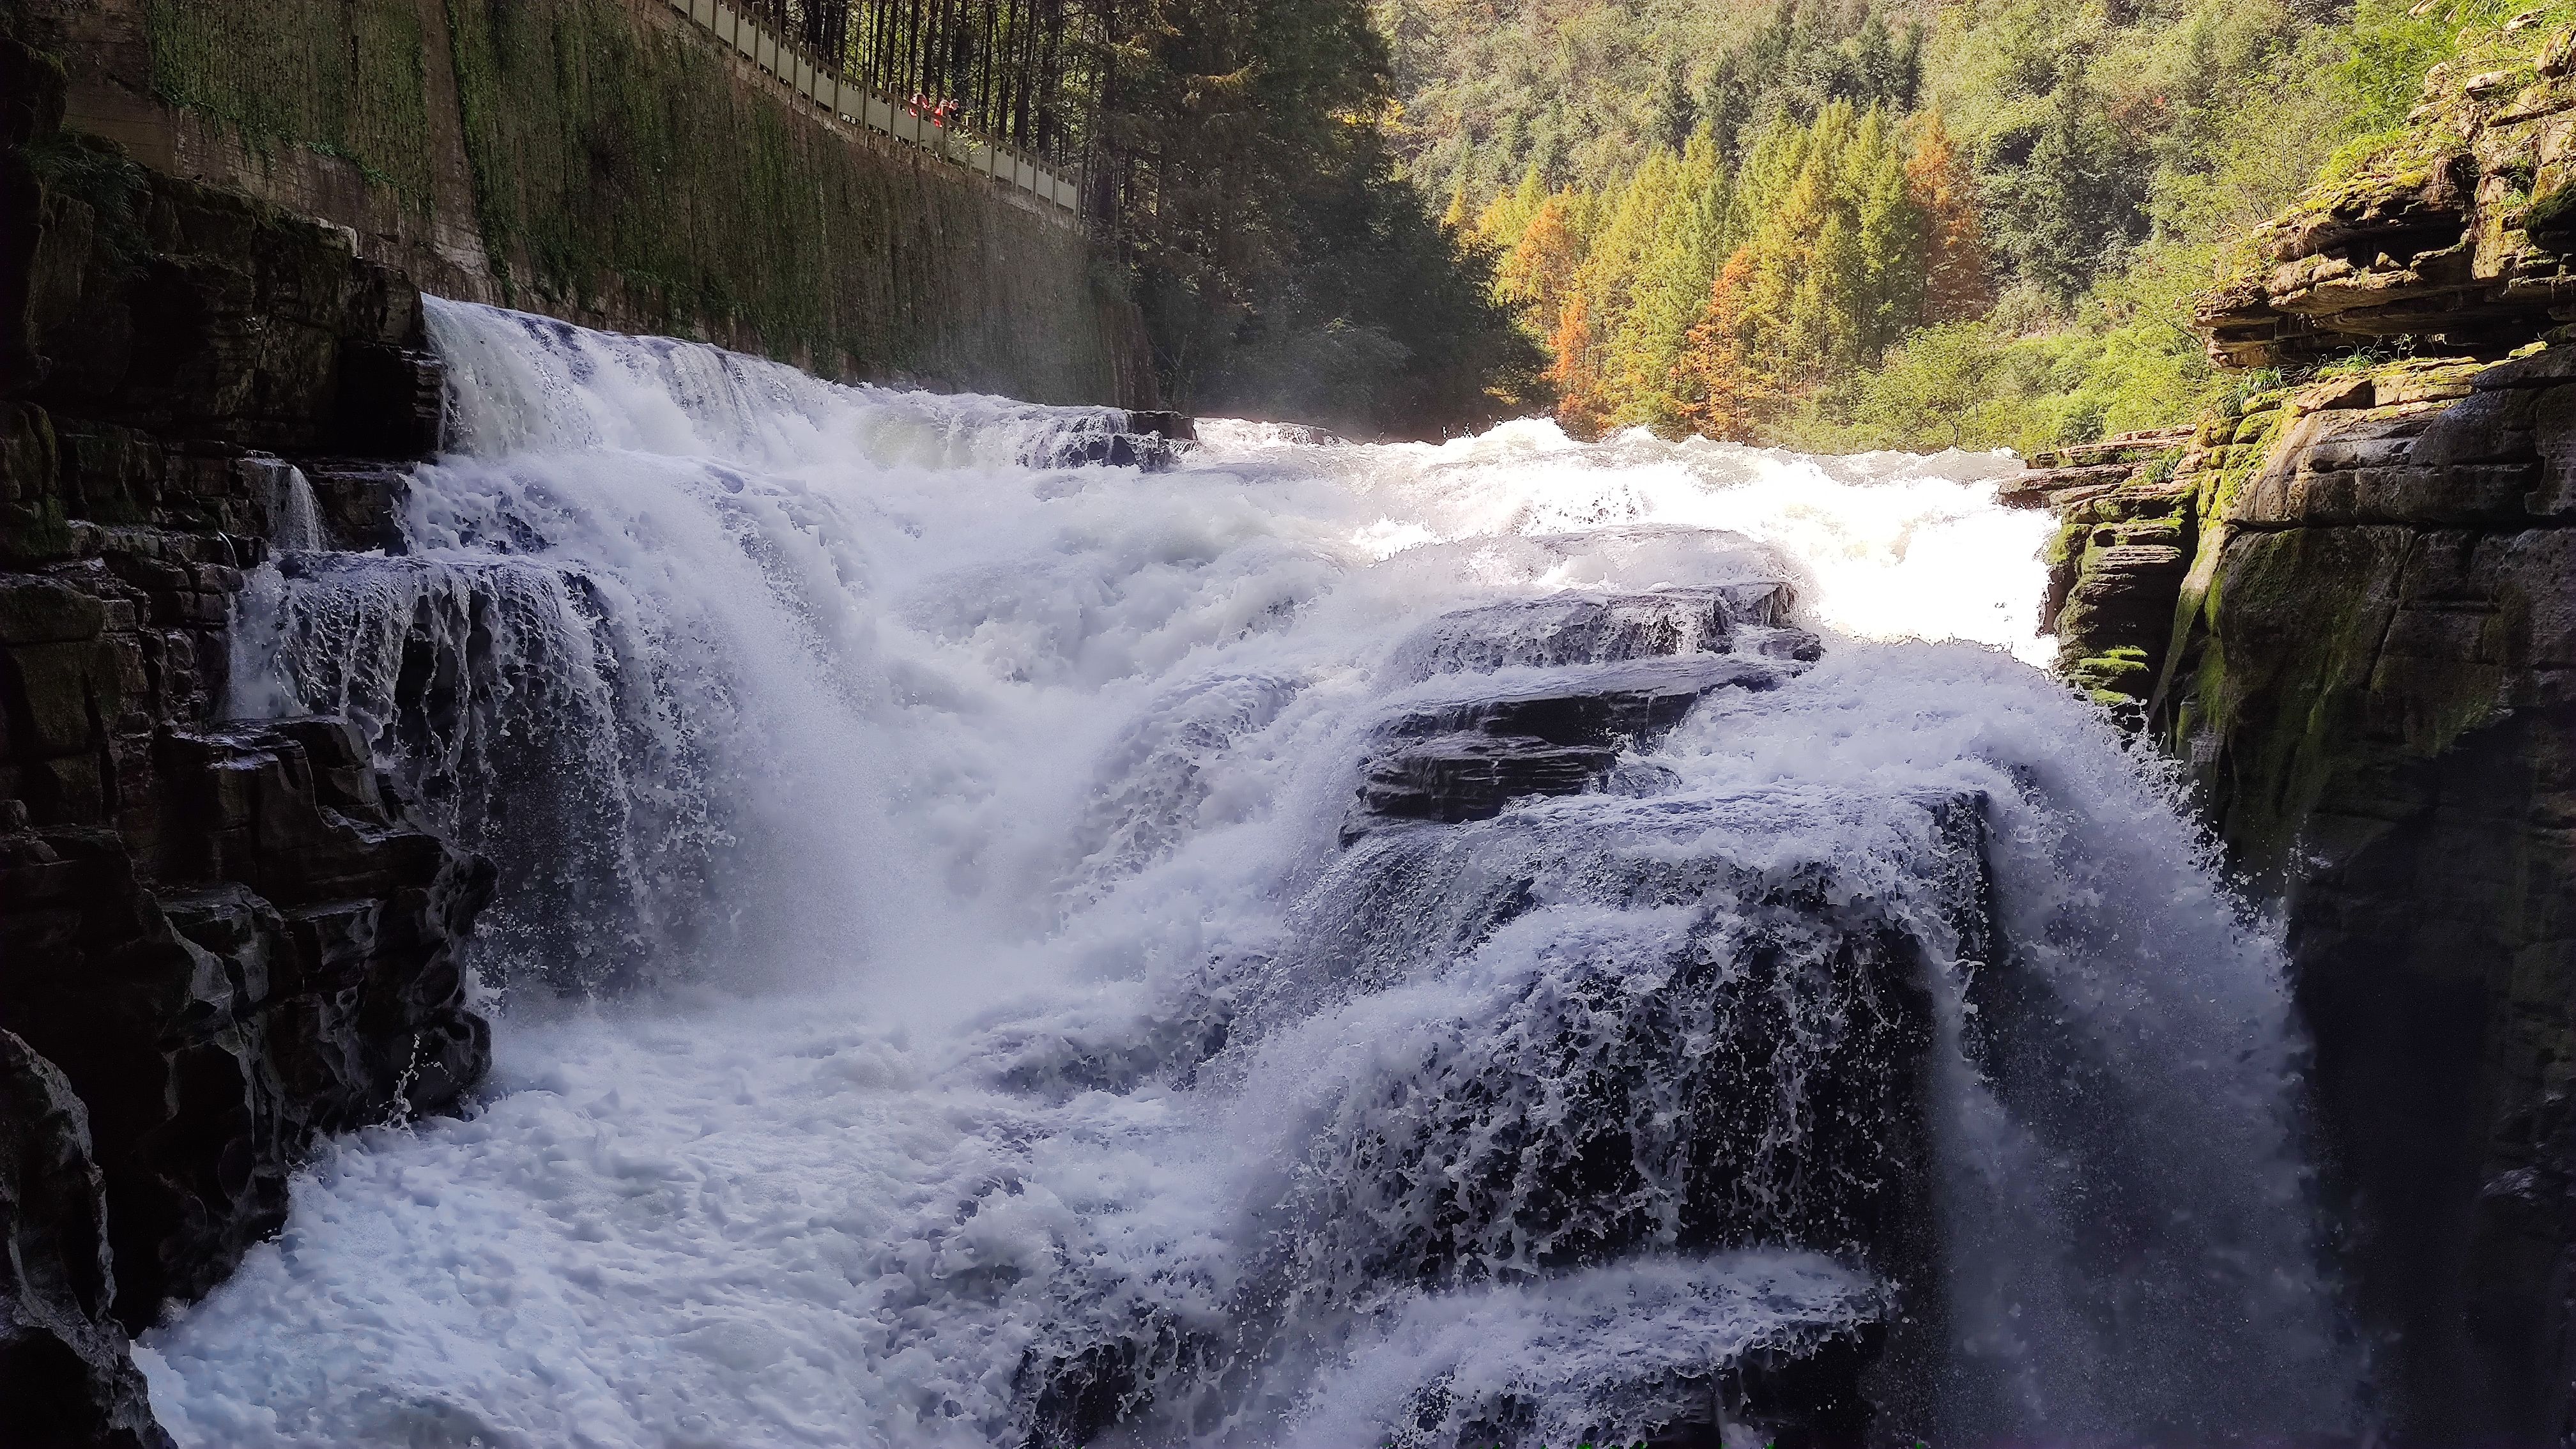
[26, 0, 1154, 405]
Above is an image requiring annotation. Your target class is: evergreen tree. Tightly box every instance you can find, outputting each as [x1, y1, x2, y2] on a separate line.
[1105, 0, 1542, 436]
[1983, 63, 2149, 304]
[1648, 58, 1696, 152]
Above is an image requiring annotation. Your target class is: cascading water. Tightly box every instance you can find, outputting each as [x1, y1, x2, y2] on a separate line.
[138, 301, 2364, 1447]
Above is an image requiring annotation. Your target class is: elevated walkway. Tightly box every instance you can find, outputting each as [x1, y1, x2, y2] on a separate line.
[663, 0, 1084, 213]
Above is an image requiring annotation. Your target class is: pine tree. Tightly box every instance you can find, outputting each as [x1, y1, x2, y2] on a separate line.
[1603, 131, 1729, 433]
[1556, 148, 1688, 427]
[1473, 162, 1551, 254]
[1856, 108, 1929, 356]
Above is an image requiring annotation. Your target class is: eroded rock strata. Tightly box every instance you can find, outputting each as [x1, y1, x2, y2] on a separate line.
[2020, 27, 2576, 1437]
[2196, 23, 2576, 367]
[1, 17, 491, 1443]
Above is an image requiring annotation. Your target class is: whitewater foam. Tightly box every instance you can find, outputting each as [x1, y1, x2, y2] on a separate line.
[142, 302, 2358, 1447]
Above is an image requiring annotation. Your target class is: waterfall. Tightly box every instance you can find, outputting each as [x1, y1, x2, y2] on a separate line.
[142, 301, 2363, 1447]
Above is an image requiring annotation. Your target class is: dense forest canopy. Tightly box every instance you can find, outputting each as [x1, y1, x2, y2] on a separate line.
[1368, 0, 2576, 449]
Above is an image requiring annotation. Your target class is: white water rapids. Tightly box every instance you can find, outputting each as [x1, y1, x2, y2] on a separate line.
[139, 302, 2363, 1446]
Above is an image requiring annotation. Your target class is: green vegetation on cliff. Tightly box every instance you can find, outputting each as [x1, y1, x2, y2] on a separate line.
[1379, 0, 2576, 448]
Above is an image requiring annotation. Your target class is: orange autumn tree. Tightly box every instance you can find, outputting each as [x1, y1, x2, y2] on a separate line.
[1673, 246, 1779, 439]
[1547, 293, 1613, 436]
[1906, 112, 1990, 323]
[1496, 197, 1585, 328]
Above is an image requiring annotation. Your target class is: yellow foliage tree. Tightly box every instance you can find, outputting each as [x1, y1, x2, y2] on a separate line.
[1906, 112, 1990, 324]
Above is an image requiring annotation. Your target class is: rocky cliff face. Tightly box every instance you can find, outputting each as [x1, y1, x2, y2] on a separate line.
[2196, 22, 2576, 367]
[2020, 26, 2576, 1440]
[1, 17, 489, 1445]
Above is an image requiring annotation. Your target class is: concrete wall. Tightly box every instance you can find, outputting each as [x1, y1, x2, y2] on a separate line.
[29, 0, 1155, 406]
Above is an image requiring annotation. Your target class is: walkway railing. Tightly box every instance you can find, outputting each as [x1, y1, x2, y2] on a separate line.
[664, 0, 1084, 214]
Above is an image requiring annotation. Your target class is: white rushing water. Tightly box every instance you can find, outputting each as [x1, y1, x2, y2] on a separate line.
[144, 302, 2362, 1447]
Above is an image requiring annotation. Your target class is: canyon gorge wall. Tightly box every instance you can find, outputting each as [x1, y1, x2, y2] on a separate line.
[3, 17, 490, 1441]
[2021, 28, 2576, 1441]
[5, 0, 2573, 1443]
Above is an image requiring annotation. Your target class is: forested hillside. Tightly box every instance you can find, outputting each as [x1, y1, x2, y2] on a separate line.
[1376, 0, 2575, 448]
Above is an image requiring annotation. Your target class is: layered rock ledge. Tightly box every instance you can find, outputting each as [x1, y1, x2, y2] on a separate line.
[3, 20, 490, 1445]
[2195, 25, 2576, 367]
[2017, 25, 2575, 1436]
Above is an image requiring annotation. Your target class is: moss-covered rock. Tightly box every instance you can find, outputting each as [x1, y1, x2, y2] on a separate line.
[2131, 343, 2576, 1442]
[2195, 20, 2576, 368]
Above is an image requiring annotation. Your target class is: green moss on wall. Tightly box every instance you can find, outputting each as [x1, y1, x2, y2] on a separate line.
[2188, 525, 2417, 882]
[437, 0, 1122, 397]
[132, 0, 1137, 402]
[143, 0, 434, 204]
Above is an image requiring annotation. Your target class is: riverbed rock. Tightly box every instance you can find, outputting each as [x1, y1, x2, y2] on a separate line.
[1016, 786, 1985, 1449]
[1344, 590, 1818, 841]
[1017, 408, 1195, 471]
[1387, 583, 1811, 681]
[0, 1029, 171, 1449]
[1346, 654, 1798, 840]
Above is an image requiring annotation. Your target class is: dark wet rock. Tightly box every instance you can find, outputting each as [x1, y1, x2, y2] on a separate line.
[1419, 1322, 1883, 1449]
[1292, 820, 1951, 1278]
[0, 717, 491, 1330]
[0, 57, 482, 1443]
[1348, 586, 1816, 841]
[1018, 408, 1195, 471]
[1388, 656, 1791, 747]
[1121, 410, 1195, 443]
[330, 343, 444, 459]
[0, 1029, 172, 1449]
[296, 459, 413, 553]
[1016, 789, 1986, 1449]
[1388, 584, 1804, 681]
[1346, 655, 1794, 841]
[1360, 731, 1623, 825]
